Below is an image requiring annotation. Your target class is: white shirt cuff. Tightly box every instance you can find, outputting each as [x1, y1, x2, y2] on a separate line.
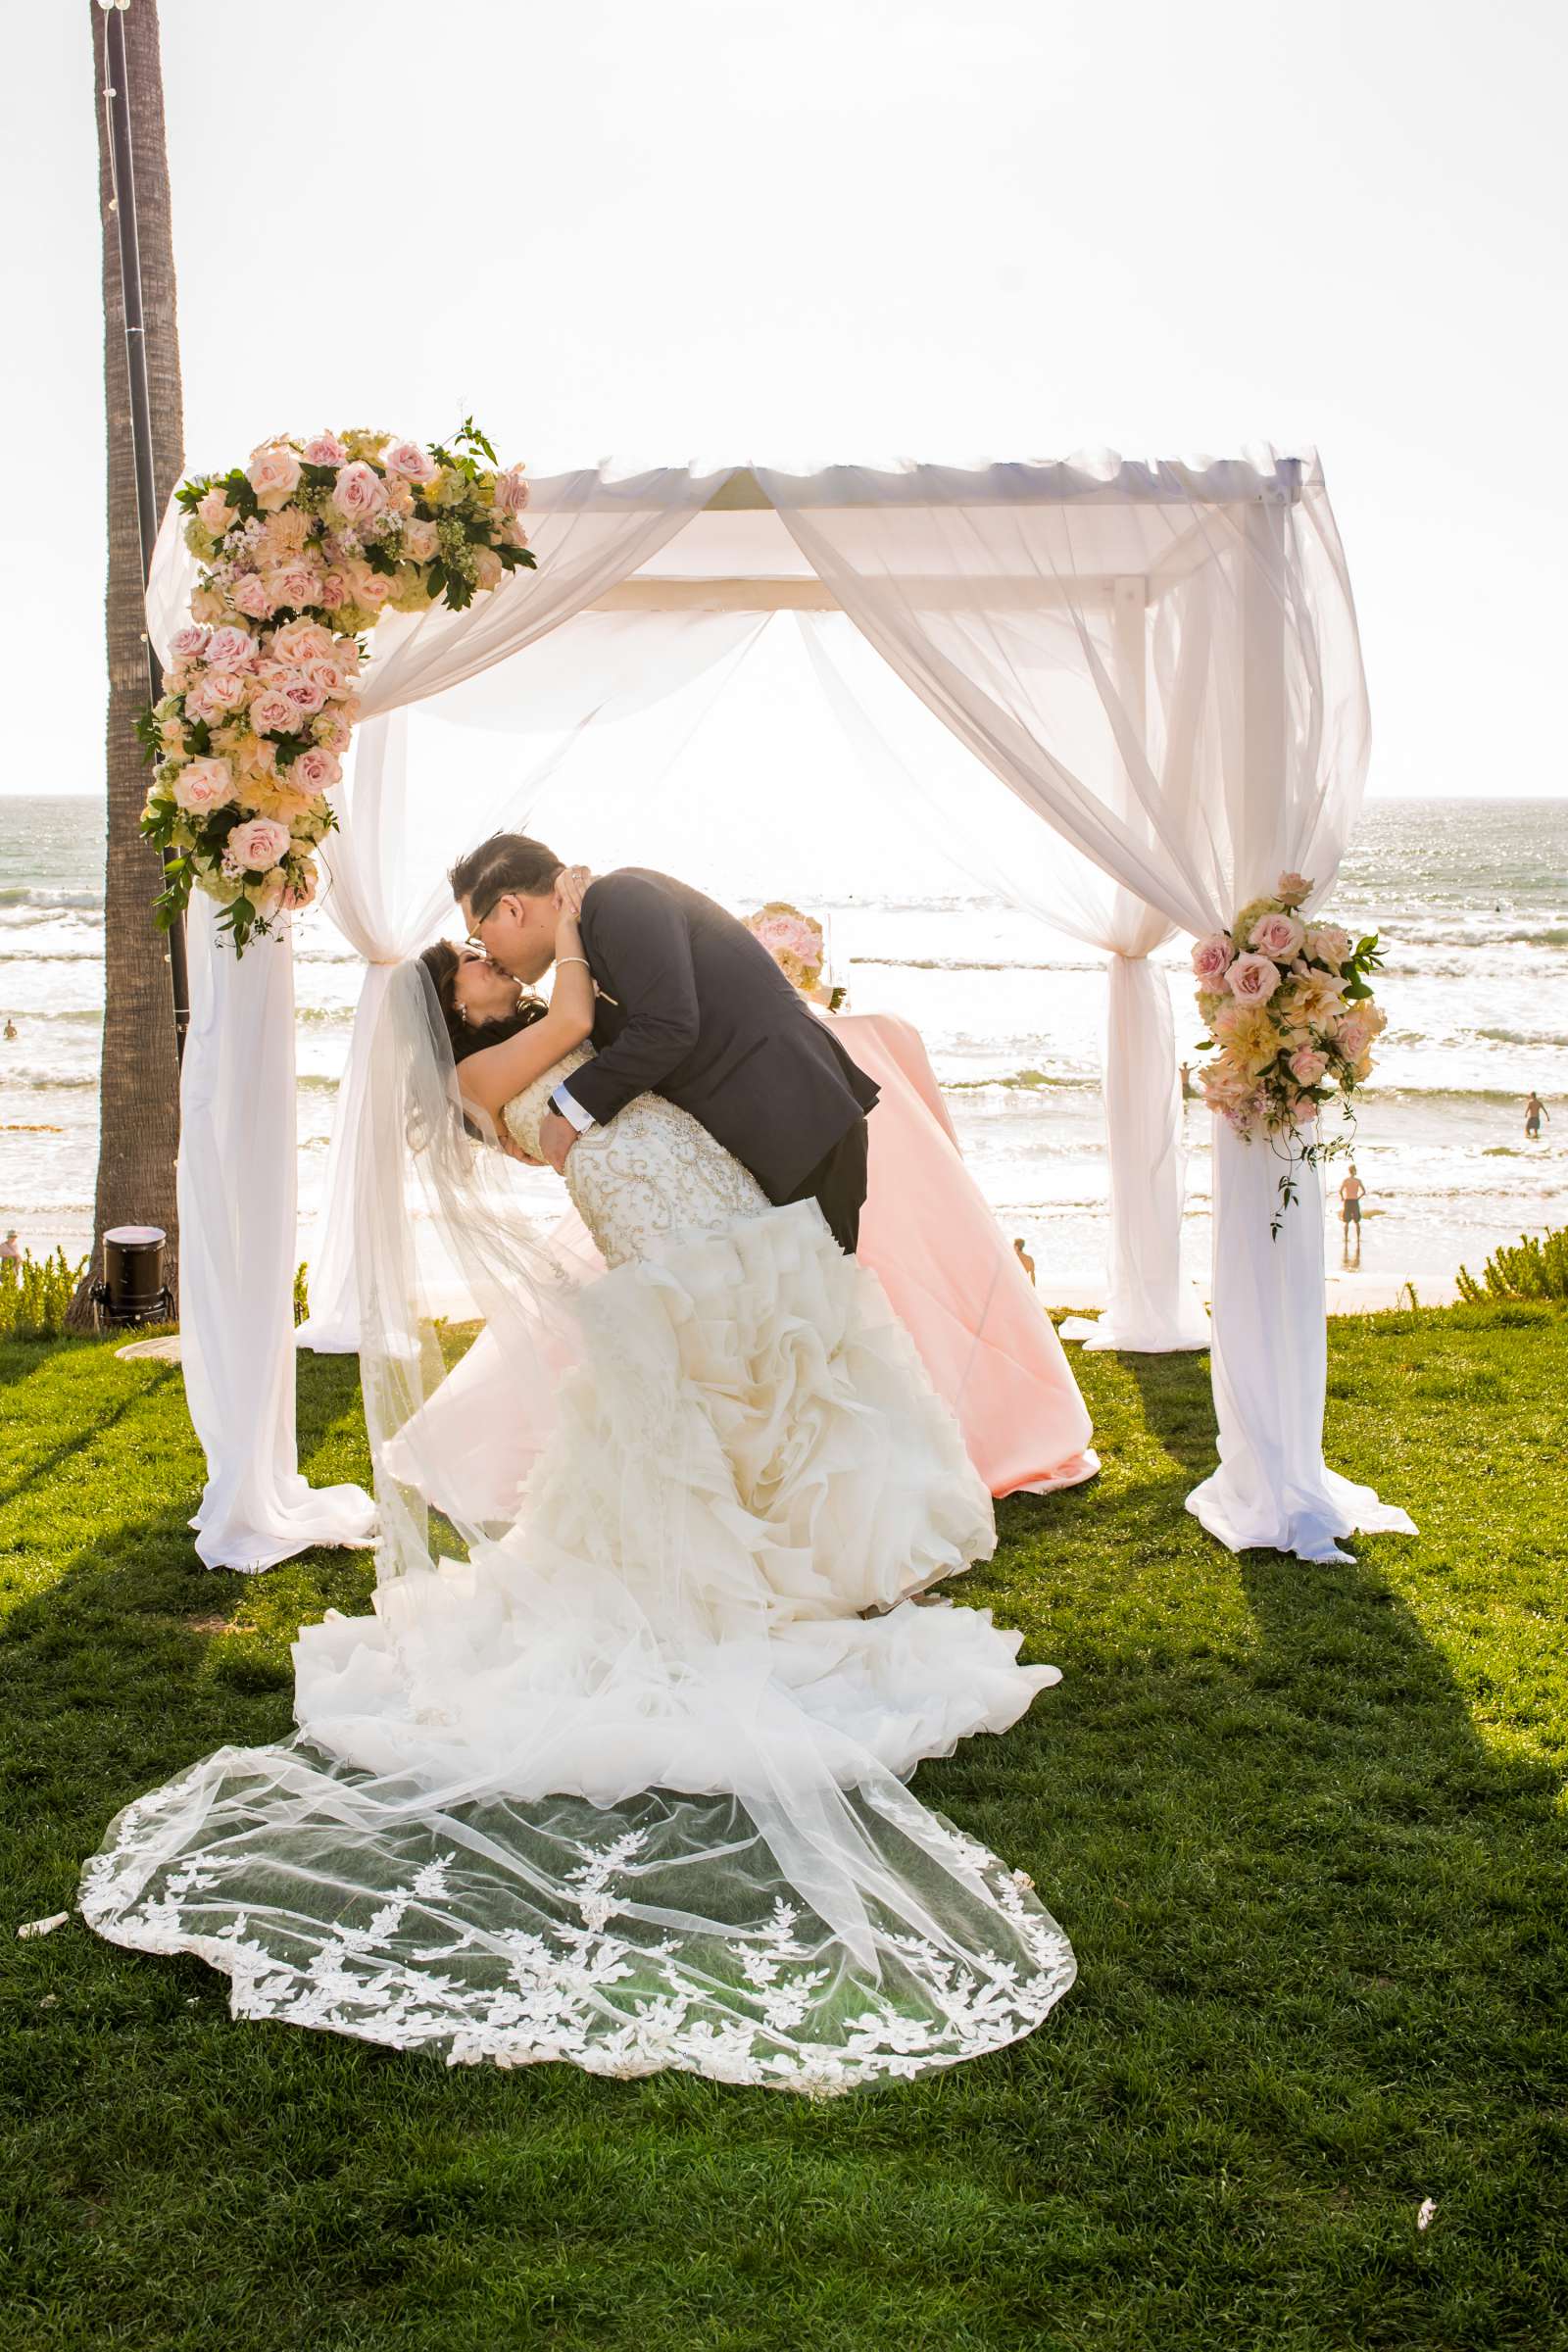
[550, 1084, 595, 1135]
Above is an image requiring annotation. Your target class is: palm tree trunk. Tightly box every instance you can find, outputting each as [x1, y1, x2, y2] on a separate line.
[71, 0, 185, 1326]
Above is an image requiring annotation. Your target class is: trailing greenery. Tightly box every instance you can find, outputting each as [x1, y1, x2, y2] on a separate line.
[1, 1304, 1565, 2351]
[1457, 1220, 1568, 1304]
[0, 1249, 87, 1342]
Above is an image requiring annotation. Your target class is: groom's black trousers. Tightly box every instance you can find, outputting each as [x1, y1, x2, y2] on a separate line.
[779, 1115, 870, 1256]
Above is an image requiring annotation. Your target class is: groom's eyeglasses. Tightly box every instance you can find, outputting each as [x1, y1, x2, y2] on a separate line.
[464, 900, 500, 953]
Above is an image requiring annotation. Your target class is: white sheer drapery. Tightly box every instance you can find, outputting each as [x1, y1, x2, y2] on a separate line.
[299, 609, 769, 1351]
[153, 464, 733, 1568]
[759, 455, 1409, 1556]
[795, 612, 1207, 1352]
[174, 899, 377, 1569]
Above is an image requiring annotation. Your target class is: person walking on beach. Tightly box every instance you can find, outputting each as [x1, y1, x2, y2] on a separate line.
[1525, 1092, 1548, 1140]
[1338, 1165, 1366, 1263]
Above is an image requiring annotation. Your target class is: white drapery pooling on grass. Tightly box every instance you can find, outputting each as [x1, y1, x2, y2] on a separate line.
[791, 612, 1207, 1353]
[147, 450, 1411, 1569]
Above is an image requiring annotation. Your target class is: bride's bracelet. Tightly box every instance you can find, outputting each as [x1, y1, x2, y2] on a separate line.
[556, 956, 591, 973]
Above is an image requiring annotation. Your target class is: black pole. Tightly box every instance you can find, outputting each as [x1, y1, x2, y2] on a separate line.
[101, 0, 189, 1063]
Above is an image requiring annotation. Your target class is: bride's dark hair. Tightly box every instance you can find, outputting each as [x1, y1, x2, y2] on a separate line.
[419, 939, 546, 1067]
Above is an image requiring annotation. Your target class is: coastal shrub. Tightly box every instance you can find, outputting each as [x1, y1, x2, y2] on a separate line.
[0, 1248, 88, 1340]
[1457, 1222, 1568, 1304]
[294, 1260, 310, 1326]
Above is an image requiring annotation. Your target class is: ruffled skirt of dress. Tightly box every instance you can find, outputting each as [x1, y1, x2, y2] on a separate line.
[81, 1204, 1075, 2093]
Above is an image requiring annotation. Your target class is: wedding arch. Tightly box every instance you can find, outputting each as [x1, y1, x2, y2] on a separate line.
[142, 450, 1413, 1574]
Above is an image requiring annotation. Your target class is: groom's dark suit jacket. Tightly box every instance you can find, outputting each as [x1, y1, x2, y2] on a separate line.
[557, 868, 878, 1200]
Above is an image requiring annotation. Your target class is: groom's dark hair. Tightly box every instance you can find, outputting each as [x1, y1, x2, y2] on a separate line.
[449, 832, 564, 911]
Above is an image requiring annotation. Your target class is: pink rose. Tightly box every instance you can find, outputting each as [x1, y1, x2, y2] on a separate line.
[185, 669, 247, 723]
[204, 624, 255, 666]
[171, 758, 235, 814]
[170, 624, 211, 662]
[302, 657, 345, 698]
[332, 637, 363, 675]
[313, 710, 354, 754]
[493, 466, 530, 514]
[382, 439, 438, 483]
[503, 515, 530, 550]
[197, 485, 236, 534]
[318, 570, 348, 611]
[250, 687, 301, 737]
[1305, 923, 1352, 970]
[303, 433, 349, 466]
[1335, 1010, 1373, 1061]
[1288, 1046, 1329, 1086]
[246, 443, 302, 509]
[1249, 910, 1305, 962]
[271, 620, 335, 665]
[1191, 932, 1235, 987]
[332, 462, 387, 522]
[473, 546, 504, 592]
[289, 746, 342, 794]
[266, 557, 324, 612]
[350, 565, 392, 610]
[225, 816, 292, 873]
[401, 518, 439, 563]
[231, 573, 271, 618]
[1226, 952, 1282, 1004]
[1275, 871, 1312, 907]
[281, 670, 328, 715]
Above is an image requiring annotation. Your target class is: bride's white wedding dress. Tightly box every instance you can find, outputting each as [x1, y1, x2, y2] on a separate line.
[81, 1006, 1075, 2093]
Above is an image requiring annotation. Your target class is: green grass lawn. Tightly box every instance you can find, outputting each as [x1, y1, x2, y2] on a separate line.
[2, 1303, 1566, 2352]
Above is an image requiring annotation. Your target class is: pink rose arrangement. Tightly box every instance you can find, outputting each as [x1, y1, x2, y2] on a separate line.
[744, 901, 839, 1001]
[1192, 871, 1387, 1222]
[141, 418, 533, 951]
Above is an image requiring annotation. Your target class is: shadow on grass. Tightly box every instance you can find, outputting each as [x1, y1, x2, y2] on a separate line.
[0, 1370, 175, 1513]
[0, 1347, 377, 1837]
[3, 1334, 1567, 2349]
[1120, 1346, 1217, 1478]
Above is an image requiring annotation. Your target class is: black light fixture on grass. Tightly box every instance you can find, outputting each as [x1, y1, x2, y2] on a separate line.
[89, 1225, 174, 1327]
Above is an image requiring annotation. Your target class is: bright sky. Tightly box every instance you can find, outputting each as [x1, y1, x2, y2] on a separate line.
[3, 0, 1564, 801]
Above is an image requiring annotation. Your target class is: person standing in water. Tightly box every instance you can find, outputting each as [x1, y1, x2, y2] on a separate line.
[1338, 1165, 1366, 1262]
[1525, 1092, 1548, 1140]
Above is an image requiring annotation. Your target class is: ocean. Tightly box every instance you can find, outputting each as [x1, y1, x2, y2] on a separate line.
[2, 794, 1565, 1304]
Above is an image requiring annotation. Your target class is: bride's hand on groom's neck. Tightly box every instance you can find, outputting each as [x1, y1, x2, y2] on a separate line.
[554, 865, 593, 923]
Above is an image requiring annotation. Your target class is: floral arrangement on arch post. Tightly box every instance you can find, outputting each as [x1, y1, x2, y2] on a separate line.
[138, 420, 533, 953]
[744, 902, 847, 1011]
[1191, 871, 1387, 1232]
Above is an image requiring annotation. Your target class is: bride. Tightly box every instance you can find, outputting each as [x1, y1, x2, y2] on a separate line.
[81, 876, 1075, 2093]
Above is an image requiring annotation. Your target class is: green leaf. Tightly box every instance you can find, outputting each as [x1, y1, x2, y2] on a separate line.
[454, 416, 499, 466]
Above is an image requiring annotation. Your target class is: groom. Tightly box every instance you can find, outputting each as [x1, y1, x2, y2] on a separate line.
[452, 834, 880, 1252]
